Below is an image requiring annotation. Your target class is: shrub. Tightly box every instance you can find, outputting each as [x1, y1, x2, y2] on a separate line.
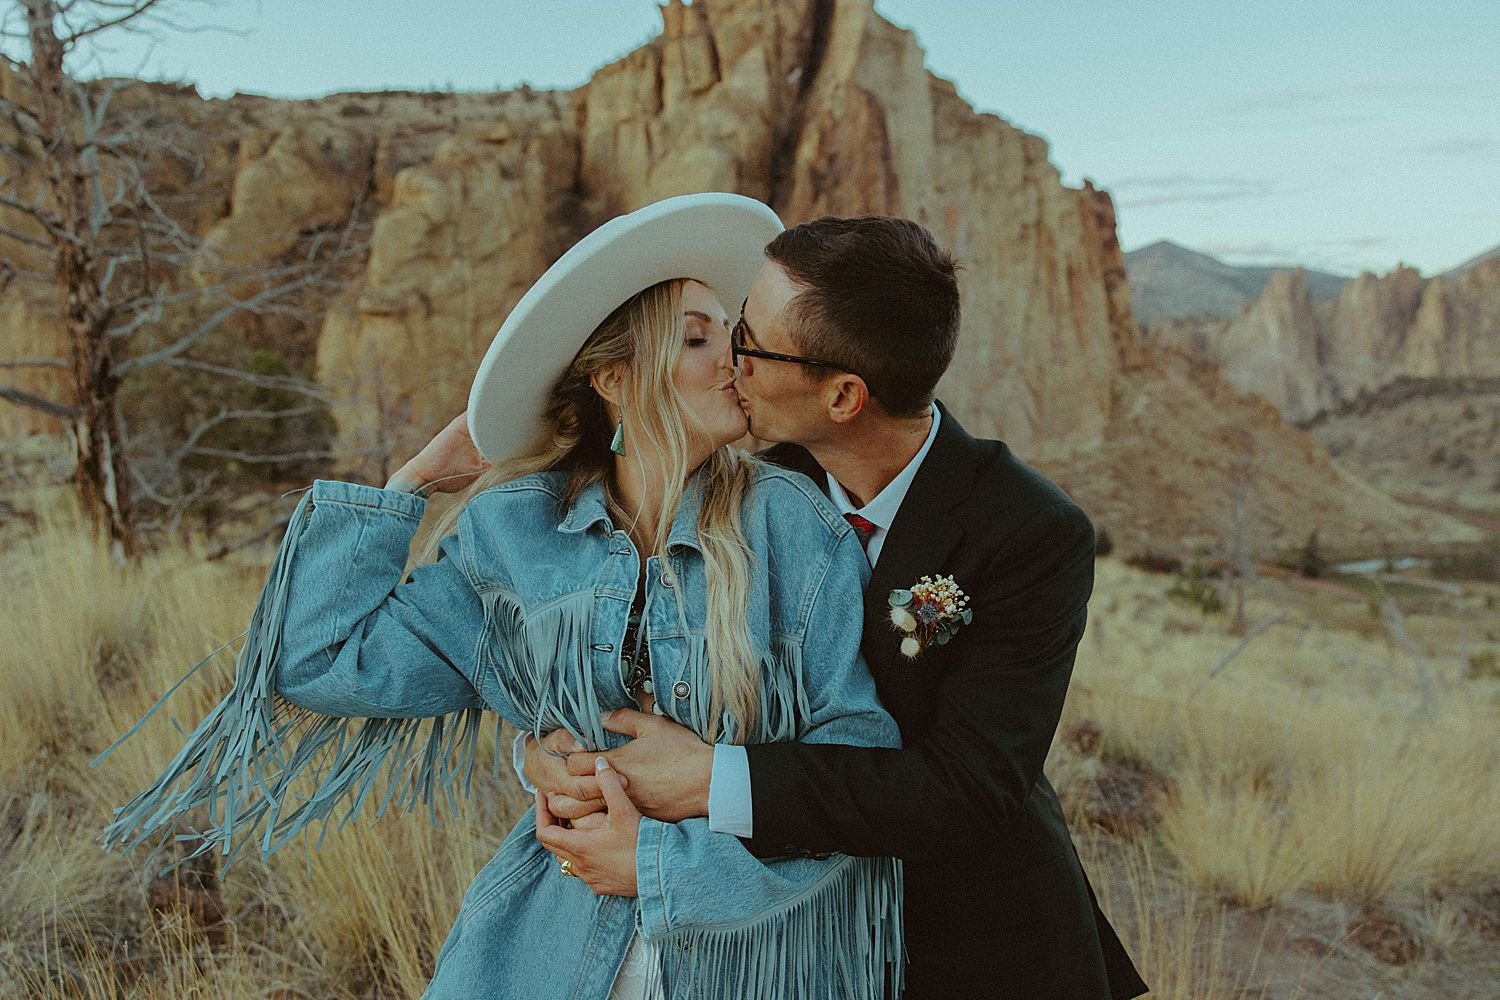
[1167, 553, 1223, 615]
[1295, 530, 1327, 579]
[1468, 649, 1500, 681]
[1126, 552, 1183, 575]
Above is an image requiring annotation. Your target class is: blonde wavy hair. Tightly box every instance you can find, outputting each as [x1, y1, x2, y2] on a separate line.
[416, 279, 762, 743]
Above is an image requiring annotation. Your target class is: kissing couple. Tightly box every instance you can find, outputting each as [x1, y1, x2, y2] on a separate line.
[103, 194, 1146, 999]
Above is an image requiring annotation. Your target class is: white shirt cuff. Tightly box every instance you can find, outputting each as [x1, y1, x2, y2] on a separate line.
[707, 743, 754, 838]
[511, 730, 537, 794]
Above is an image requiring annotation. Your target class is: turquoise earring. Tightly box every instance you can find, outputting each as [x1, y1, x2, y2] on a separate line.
[610, 419, 626, 456]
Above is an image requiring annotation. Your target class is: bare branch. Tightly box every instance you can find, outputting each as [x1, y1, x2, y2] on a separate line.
[0, 383, 78, 419]
[107, 284, 253, 329]
[177, 404, 325, 457]
[1196, 611, 1289, 690]
[0, 261, 64, 284]
[0, 220, 60, 253]
[1378, 595, 1436, 715]
[0, 96, 44, 138]
[105, 295, 162, 338]
[145, 403, 325, 491]
[188, 447, 350, 465]
[0, 190, 72, 239]
[116, 275, 316, 374]
[145, 357, 333, 402]
[207, 511, 291, 561]
[57, 1, 162, 46]
[130, 459, 215, 516]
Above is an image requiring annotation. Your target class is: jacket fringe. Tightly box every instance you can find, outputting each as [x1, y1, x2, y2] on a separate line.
[94, 491, 484, 867]
[649, 854, 905, 1000]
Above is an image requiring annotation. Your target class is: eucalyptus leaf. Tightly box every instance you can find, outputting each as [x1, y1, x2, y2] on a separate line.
[936, 632, 951, 645]
[888, 589, 913, 607]
[961, 609, 973, 625]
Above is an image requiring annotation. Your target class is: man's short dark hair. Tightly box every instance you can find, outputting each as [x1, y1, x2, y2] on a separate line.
[763, 215, 960, 417]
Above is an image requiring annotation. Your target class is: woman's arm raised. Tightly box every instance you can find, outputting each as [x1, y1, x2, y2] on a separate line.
[97, 417, 499, 866]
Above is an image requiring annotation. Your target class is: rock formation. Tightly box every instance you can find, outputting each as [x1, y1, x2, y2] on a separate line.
[1149, 257, 1500, 424]
[320, 0, 1129, 468]
[0, 2, 1476, 554]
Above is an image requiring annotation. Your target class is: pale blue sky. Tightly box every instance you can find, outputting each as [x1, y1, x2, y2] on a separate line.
[9, 0, 1498, 275]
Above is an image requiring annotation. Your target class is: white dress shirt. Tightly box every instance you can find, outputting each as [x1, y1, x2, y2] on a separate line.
[707, 405, 942, 837]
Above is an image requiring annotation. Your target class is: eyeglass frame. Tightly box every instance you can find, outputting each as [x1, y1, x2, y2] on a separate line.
[730, 302, 863, 379]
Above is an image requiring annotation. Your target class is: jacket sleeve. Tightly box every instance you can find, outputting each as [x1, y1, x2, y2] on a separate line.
[741, 500, 1094, 863]
[632, 528, 903, 982]
[273, 480, 486, 718]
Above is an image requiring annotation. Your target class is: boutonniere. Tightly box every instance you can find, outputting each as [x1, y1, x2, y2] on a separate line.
[888, 575, 971, 659]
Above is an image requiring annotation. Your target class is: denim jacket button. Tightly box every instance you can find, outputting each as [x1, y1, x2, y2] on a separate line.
[660, 570, 675, 588]
[672, 681, 690, 699]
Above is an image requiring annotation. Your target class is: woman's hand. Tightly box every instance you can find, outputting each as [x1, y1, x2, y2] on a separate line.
[536, 758, 641, 897]
[385, 413, 491, 495]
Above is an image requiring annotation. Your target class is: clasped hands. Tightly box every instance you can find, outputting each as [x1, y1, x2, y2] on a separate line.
[530, 708, 714, 898]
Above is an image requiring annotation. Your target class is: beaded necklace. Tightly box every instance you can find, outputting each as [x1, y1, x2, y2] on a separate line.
[620, 579, 653, 698]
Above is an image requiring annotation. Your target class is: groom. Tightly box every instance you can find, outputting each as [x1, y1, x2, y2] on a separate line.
[533, 215, 1147, 999]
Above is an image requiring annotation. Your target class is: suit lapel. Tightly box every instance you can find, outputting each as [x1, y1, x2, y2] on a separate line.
[861, 406, 976, 675]
[761, 410, 979, 676]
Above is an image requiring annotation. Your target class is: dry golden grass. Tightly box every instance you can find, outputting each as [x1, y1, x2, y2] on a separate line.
[1078, 831, 1271, 1000]
[1, 500, 528, 997]
[1070, 559, 1500, 913]
[3, 500, 1496, 996]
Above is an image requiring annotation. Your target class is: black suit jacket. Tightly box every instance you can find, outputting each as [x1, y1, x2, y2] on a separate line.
[751, 405, 1147, 1000]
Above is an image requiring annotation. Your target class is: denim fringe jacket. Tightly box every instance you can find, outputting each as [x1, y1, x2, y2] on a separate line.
[100, 464, 904, 999]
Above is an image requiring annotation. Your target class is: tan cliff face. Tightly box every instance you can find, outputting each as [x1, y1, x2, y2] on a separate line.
[1149, 259, 1500, 424]
[323, 0, 1128, 468]
[1216, 270, 1332, 420]
[0, 3, 1472, 553]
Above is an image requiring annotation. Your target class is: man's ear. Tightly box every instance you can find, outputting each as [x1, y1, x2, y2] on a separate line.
[825, 374, 870, 424]
[589, 362, 628, 409]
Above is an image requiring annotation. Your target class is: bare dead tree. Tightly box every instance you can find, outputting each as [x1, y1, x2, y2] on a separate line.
[0, 0, 368, 557]
[1215, 431, 1258, 635]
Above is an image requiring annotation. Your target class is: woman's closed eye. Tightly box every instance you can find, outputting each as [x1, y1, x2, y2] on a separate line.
[683, 310, 727, 348]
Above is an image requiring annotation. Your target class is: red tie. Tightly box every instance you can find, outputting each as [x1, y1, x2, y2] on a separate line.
[843, 513, 877, 550]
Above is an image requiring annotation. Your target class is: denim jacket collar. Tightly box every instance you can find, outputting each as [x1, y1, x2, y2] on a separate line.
[555, 469, 707, 554]
[556, 480, 612, 535]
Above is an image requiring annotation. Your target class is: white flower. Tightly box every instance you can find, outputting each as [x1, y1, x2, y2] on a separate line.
[899, 636, 921, 659]
[890, 607, 918, 632]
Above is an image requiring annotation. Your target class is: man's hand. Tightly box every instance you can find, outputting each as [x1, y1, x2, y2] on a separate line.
[566, 709, 713, 822]
[523, 729, 609, 822]
[535, 757, 640, 897]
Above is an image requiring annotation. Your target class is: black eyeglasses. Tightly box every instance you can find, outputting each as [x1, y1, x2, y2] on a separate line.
[731, 313, 861, 378]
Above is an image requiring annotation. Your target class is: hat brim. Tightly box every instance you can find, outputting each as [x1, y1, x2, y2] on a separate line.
[467, 193, 784, 463]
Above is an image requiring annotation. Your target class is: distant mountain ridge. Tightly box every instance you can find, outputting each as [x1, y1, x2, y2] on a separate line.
[1125, 240, 1348, 324]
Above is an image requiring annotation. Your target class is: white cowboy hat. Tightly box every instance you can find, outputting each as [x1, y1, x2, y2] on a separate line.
[466, 192, 784, 462]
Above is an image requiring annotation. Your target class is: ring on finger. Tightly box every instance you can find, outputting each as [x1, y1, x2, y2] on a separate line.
[559, 858, 576, 877]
